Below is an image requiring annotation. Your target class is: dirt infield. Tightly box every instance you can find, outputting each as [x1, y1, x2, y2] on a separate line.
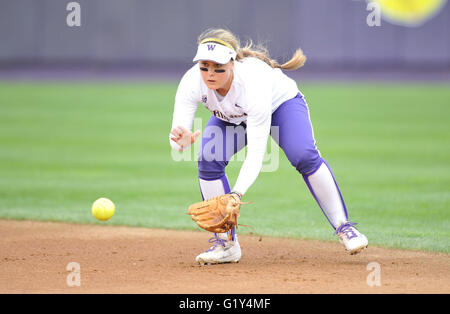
[0, 220, 448, 294]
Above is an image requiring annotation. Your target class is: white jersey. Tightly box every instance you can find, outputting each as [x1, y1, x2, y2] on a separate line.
[170, 57, 300, 195]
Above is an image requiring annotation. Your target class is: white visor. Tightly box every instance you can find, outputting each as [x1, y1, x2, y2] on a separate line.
[193, 42, 237, 64]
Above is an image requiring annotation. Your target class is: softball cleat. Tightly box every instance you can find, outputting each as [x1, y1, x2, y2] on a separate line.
[336, 222, 368, 255]
[196, 233, 241, 265]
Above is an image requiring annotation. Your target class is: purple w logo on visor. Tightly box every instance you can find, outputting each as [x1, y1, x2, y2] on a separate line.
[207, 44, 216, 51]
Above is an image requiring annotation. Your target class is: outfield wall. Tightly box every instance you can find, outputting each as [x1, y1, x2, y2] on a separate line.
[0, 0, 449, 69]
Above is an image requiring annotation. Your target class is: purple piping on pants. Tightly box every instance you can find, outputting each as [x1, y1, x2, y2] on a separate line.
[198, 174, 231, 201]
[199, 181, 205, 201]
[197, 175, 235, 241]
[302, 160, 349, 230]
[322, 159, 349, 222]
[220, 175, 231, 194]
[302, 165, 335, 229]
[219, 175, 233, 240]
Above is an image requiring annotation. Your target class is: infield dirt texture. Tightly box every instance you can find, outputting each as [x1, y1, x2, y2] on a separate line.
[1, 220, 448, 294]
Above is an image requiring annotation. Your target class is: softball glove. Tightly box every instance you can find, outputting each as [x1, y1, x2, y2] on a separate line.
[187, 193, 244, 237]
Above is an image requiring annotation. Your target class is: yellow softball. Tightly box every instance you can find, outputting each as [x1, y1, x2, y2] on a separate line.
[91, 197, 115, 221]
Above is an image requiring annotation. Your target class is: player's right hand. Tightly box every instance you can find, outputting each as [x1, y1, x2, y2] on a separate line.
[170, 126, 201, 151]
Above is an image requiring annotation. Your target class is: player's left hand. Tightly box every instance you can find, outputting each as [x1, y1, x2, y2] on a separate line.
[170, 125, 201, 151]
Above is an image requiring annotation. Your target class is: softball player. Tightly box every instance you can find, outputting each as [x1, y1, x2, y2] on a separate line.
[170, 28, 368, 265]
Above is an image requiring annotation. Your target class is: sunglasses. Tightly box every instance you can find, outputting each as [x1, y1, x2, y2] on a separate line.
[199, 67, 226, 73]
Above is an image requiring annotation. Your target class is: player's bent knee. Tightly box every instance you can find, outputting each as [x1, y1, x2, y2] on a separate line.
[198, 159, 227, 181]
[289, 151, 323, 175]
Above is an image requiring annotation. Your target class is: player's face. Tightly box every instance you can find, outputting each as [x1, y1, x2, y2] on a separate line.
[199, 60, 234, 94]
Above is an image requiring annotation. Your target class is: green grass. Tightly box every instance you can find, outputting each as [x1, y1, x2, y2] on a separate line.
[0, 81, 449, 253]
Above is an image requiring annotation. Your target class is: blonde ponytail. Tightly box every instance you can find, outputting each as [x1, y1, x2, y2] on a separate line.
[237, 39, 306, 71]
[279, 49, 307, 70]
[197, 28, 306, 71]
